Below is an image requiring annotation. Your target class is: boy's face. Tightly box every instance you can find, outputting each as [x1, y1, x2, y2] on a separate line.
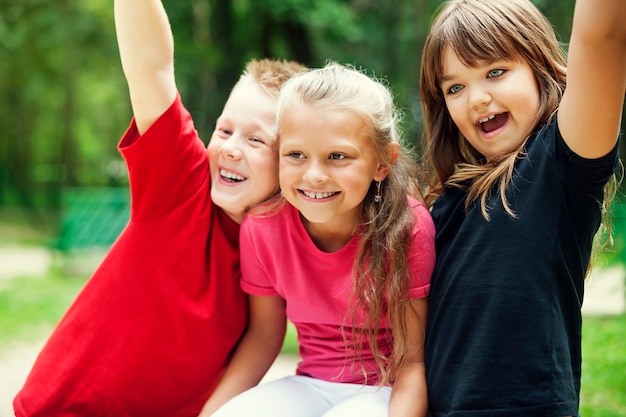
[440, 48, 540, 160]
[207, 77, 278, 223]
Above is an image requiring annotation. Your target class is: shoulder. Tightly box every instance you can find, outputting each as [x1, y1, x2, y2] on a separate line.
[407, 195, 436, 239]
[241, 202, 295, 235]
[526, 117, 619, 182]
[408, 195, 434, 224]
[119, 93, 188, 150]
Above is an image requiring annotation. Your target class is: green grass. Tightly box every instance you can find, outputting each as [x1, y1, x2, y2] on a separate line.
[281, 322, 299, 356]
[0, 270, 300, 358]
[0, 273, 86, 346]
[580, 314, 626, 417]
[0, 253, 623, 415]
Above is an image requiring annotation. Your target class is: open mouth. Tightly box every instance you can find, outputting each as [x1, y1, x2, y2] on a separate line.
[478, 113, 508, 134]
[301, 190, 339, 199]
[220, 169, 246, 183]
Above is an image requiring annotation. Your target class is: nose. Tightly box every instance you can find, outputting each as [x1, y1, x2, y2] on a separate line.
[219, 134, 243, 160]
[468, 84, 491, 110]
[302, 159, 329, 184]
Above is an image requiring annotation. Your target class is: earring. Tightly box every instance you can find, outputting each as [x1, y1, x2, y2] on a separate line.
[374, 180, 382, 203]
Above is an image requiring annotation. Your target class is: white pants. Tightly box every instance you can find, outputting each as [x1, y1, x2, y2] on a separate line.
[211, 375, 392, 417]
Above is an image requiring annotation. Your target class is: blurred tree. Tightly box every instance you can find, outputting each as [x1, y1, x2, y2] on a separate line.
[1, 0, 623, 224]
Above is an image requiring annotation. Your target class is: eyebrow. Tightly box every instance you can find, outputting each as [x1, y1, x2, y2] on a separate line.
[440, 74, 455, 83]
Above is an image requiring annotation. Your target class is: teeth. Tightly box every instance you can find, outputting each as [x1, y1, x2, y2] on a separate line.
[303, 191, 336, 199]
[479, 114, 496, 124]
[220, 169, 245, 181]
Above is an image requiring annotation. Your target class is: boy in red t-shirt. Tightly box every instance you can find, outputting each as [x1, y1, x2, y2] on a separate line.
[13, 1, 305, 416]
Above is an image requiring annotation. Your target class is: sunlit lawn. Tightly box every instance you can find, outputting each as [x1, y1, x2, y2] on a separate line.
[0, 268, 623, 415]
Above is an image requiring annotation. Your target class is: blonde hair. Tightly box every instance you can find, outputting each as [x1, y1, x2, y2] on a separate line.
[242, 58, 307, 98]
[277, 62, 427, 385]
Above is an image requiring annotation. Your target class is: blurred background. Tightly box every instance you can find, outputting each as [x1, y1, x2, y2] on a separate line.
[0, 0, 624, 416]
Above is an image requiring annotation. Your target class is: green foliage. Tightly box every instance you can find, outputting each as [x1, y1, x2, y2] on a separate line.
[252, 0, 360, 41]
[0, 0, 129, 214]
[3, 0, 625, 230]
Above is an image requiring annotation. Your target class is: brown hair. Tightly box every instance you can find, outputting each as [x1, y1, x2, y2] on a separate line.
[419, 0, 567, 217]
[419, 0, 620, 272]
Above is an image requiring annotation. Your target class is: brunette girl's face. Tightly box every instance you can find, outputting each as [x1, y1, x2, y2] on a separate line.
[207, 77, 278, 224]
[440, 47, 540, 160]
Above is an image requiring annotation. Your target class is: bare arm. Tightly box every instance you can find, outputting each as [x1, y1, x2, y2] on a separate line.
[389, 298, 428, 417]
[558, 0, 626, 159]
[198, 295, 287, 417]
[114, 0, 177, 134]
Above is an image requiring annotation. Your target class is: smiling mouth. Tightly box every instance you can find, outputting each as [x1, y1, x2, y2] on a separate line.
[478, 113, 508, 133]
[220, 169, 246, 183]
[301, 190, 338, 199]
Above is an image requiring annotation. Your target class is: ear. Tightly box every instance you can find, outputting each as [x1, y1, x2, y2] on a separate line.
[375, 142, 400, 181]
[388, 141, 400, 164]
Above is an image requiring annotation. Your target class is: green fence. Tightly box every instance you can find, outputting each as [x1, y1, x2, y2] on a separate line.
[56, 187, 130, 251]
[55, 187, 626, 264]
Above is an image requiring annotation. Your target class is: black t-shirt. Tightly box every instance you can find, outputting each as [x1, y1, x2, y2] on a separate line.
[425, 118, 618, 417]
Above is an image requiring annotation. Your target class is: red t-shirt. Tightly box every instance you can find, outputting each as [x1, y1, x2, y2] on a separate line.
[13, 95, 247, 417]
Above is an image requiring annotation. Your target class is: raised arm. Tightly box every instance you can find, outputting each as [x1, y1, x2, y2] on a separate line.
[114, 0, 177, 134]
[558, 0, 626, 159]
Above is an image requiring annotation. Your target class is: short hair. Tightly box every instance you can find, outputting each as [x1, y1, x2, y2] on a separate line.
[242, 58, 307, 98]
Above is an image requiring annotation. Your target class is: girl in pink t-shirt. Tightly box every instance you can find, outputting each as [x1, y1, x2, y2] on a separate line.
[200, 63, 436, 417]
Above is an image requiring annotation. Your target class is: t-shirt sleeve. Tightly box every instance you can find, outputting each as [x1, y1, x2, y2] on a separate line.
[117, 94, 209, 222]
[407, 200, 436, 299]
[553, 117, 619, 189]
[239, 216, 280, 297]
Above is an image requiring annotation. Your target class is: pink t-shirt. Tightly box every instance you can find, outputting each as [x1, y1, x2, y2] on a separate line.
[240, 199, 435, 385]
[14, 95, 247, 417]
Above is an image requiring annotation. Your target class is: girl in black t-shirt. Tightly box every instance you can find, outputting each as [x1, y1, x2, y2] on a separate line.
[419, 0, 625, 416]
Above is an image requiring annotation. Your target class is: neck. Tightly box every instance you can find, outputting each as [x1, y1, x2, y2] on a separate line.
[301, 214, 357, 253]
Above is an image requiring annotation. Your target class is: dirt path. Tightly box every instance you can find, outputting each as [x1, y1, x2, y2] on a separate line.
[0, 339, 46, 417]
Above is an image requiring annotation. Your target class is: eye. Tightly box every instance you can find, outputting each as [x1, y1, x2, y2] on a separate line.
[487, 69, 505, 78]
[248, 136, 266, 145]
[329, 153, 345, 160]
[447, 84, 464, 95]
[287, 151, 305, 159]
[214, 127, 232, 139]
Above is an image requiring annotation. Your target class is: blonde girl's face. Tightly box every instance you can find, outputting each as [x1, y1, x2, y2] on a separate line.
[440, 48, 540, 160]
[279, 104, 388, 244]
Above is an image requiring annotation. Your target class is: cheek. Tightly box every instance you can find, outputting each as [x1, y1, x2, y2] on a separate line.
[444, 100, 466, 127]
[206, 145, 218, 173]
[255, 158, 279, 187]
[278, 163, 298, 191]
[206, 140, 219, 160]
